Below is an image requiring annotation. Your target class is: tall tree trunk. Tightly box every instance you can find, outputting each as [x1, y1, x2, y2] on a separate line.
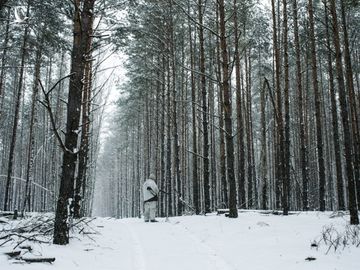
[244, 52, 256, 208]
[189, 18, 199, 214]
[282, 0, 290, 215]
[219, 0, 237, 218]
[328, 0, 359, 224]
[233, 0, 245, 209]
[216, 7, 227, 208]
[340, 0, 360, 209]
[53, 0, 96, 245]
[22, 41, 43, 213]
[261, 80, 268, 210]
[169, 0, 182, 215]
[307, 0, 326, 211]
[271, 0, 284, 210]
[198, 0, 210, 214]
[0, 6, 10, 117]
[3, 2, 30, 211]
[74, 8, 94, 218]
[160, 56, 166, 217]
[50, 51, 66, 211]
[166, 59, 172, 217]
[324, 1, 345, 211]
[292, 0, 309, 211]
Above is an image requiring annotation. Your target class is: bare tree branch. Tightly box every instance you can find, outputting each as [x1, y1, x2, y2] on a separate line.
[38, 74, 75, 154]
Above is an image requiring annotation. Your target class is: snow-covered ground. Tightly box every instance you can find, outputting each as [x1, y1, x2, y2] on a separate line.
[1, 211, 359, 270]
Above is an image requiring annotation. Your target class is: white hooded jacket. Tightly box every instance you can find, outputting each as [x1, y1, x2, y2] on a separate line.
[143, 178, 159, 202]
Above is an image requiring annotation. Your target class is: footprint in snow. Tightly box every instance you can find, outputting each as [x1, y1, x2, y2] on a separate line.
[257, 221, 270, 227]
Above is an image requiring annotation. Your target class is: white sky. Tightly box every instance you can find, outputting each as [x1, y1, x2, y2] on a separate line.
[96, 50, 128, 145]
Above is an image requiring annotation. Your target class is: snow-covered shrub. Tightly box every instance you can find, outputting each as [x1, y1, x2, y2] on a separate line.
[312, 224, 360, 253]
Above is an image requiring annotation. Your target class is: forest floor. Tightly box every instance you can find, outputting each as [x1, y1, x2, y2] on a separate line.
[0, 210, 359, 270]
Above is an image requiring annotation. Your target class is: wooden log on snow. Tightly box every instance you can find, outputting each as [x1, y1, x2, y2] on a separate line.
[217, 209, 229, 215]
[4, 250, 21, 257]
[0, 217, 8, 223]
[22, 257, 56, 263]
[0, 211, 15, 217]
[19, 245, 32, 251]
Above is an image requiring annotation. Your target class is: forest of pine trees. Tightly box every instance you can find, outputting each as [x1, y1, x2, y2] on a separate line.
[0, 0, 359, 245]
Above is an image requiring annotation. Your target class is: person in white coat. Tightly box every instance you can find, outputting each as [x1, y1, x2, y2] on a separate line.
[143, 173, 159, 222]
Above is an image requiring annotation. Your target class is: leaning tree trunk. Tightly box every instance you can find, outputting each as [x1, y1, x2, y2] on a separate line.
[53, 0, 96, 245]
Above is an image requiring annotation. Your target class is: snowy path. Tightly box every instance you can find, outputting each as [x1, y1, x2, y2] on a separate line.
[88, 213, 360, 270]
[122, 219, 235, 270]
[1, 212, 360, 270]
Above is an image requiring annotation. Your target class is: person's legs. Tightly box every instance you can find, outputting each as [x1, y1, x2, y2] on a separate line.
[149, 201, 157, 221]
[144, 202, 150, 222]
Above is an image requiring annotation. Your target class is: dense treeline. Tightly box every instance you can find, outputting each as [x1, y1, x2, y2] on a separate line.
[0, 0, 126, 244]
[0, 0, 71, 213]
[0, 0, 359, 248]
[96, 0, 360, 224]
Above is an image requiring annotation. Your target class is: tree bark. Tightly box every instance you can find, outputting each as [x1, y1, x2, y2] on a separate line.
[324, 1, 345, 211]
[219, 0, 237, 218]
[233, 0, 245, 209]
[53, 0, 96, 245]
[189, 16, 199, 214]
[3, 2, 30, 211]
[307, 0, 326, 211]
[74, 5, 95, 218]
[328, 0, 359, 224]
[292, 0, 309, 211]
[261, 80, 268, 210]
[198, 0, 210, 214]
[22, 41, 43, 214]
[271, 0, 284, 210]
[282, 0, 290, 215]
[0, 6, 10, 118]
[339, 0, 360, 210]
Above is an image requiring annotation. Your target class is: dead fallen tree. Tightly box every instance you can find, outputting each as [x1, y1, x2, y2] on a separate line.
[0, 211, 17, 219]
[4, 250, 55, 264]
[22, 257, 56, 263]
[0, 213, 99, 263]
